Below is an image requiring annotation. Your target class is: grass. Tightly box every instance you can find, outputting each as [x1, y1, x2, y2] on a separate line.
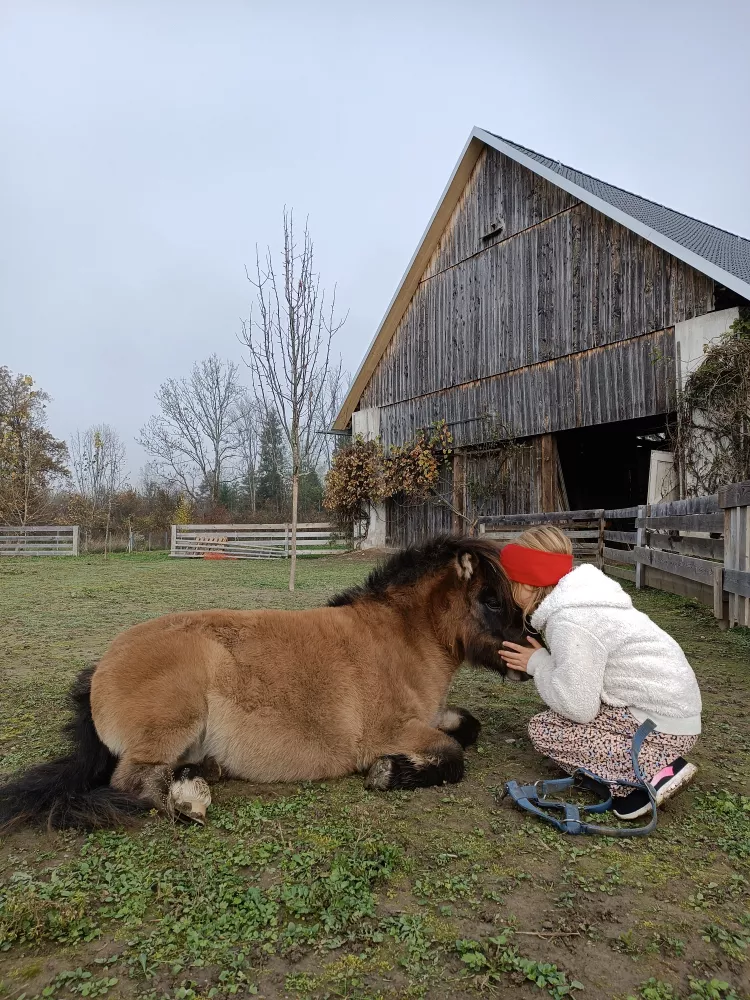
[1, 552, 749, 1000]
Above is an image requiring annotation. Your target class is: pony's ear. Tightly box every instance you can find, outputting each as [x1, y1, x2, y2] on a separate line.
[454, 551, 476, 581]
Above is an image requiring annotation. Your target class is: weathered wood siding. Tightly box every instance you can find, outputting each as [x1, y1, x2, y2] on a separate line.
[385, 443, 543, 546]
[373, 327, 674, 449]
[464, 441, 542, 520]
[386, 462, 454, 546]
[359, 147, 714, 447]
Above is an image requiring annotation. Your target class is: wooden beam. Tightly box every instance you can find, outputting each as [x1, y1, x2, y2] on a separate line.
[724, 569, 750, 599]
[605, 564, 636, 584]
[635, 504, 647, 589]
[649, 495, 719, 516]
[642, 566, 714, 608]
[718, 480, 750, 509]
[482, 508, 604, 525]
[604, 506, 640, 518]
[540, 434, 556, 513]
[604, 546, 638, 565]
[452, 451, 466, 534]
[633, 546, 717, 585]
[604, 530, 637, 544]
[638, 513, 725, 532]
[645, 532, 724, 561]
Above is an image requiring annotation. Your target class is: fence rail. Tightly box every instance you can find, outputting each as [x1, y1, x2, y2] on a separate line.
[170, 523, 347, 560]
[478, 479, 750, 630]
[0, 525, 79, 557]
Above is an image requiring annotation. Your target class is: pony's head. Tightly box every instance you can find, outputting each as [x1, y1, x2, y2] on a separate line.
[329, 535, 531, 677]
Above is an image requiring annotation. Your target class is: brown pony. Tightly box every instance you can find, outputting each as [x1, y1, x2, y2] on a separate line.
[0, 536, 527, 830]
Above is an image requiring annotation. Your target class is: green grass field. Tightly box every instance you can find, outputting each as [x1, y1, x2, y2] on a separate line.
[1, 552, 749, 1000]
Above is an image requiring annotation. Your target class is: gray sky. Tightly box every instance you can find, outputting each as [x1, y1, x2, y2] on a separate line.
[2, 1, 749, 477]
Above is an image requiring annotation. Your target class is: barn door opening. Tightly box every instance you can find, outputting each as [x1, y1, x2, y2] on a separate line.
[556, 416, 673, 511]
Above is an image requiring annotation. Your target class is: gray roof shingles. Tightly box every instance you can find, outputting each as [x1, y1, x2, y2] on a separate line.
[489, 132, 750, 289]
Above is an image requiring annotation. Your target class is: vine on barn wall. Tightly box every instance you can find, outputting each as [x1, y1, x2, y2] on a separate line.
[322, 420, 453, 534]
[674, 311, 750, 496]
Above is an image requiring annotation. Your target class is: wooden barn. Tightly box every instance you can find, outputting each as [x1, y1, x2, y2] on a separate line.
[333, 128, 750, 546]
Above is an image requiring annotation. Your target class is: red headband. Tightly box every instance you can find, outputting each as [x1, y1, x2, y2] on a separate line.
[499, 543, 573, 587]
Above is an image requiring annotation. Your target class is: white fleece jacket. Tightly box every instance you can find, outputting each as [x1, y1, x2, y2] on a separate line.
[526, 564, 702, 734]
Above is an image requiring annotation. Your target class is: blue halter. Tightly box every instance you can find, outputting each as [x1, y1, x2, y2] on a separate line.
[502, 719, 658, 836]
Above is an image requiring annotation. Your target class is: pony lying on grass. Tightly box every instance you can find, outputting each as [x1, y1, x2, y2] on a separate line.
[0, 536, 527, 830]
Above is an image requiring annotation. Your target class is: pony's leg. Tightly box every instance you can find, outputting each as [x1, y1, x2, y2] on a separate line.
[110, 721, 213, 824]
[364, 721, 464, 791]
[435, 707, 482, 749]
[110, 758, 176, 813]
[111, 757, 213, 825]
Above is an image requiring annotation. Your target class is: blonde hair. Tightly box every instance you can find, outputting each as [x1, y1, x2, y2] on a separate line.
[507, 525, 573, 618]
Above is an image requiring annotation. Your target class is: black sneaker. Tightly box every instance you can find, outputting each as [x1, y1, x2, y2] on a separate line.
[613, 758, 698, 821]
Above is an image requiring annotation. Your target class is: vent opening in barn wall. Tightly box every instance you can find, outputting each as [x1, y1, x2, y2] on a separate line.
[334, 128, 750, 547]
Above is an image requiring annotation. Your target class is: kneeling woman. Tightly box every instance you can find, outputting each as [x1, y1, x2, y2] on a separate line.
[498, 527, 702, 820]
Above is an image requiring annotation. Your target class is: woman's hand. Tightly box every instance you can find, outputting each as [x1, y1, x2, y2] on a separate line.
[499, 636, 542, 672]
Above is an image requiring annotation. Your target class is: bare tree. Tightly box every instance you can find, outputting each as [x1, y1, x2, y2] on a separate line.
[232, 394, 263, 513]
[307, 364, 348, 472]
[240, 211, 346, 590]
[70, 424, 127, 552]
[138, 355, 244, 502]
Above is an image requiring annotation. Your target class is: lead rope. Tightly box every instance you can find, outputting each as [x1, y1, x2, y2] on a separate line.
[501, 719, 658, 836]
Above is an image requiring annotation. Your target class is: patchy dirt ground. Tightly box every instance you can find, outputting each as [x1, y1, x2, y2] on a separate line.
[1, 552, 749, 1000]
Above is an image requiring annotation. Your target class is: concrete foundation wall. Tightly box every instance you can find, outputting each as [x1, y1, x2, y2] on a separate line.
[675, 307, 739, 384]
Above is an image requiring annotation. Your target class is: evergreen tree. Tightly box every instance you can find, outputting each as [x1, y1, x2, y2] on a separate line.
[256, 410, 289, 514]
[298, 468, 323, 518]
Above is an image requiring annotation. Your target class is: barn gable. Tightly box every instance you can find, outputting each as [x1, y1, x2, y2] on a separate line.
[357, 144, 713, 448]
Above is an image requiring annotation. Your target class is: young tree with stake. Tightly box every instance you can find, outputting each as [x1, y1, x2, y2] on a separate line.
[241, 211, 346, 590]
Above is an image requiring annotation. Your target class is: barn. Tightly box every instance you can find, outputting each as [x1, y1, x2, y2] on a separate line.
[333, 127, 750, 546]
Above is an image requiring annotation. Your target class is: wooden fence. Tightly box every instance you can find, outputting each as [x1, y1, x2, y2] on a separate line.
[0, 525, 79, 557]
[170, 523, 346, 560]
[478, 479, 750, 629]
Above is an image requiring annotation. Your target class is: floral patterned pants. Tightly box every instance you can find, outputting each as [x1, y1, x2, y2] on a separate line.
[527, 707, 698, 796]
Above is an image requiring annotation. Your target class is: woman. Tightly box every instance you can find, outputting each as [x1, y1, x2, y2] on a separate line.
[498, 526, 702, 820]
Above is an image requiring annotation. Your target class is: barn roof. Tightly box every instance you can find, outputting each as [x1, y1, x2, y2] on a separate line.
[486, 131, 750, 290]
[333, 127, 750, 431]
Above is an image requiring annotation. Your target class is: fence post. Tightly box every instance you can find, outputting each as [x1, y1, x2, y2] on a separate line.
[285, 524, 290, 559]
[635, 504, 647, 589]
[72, 525, 80, 557]
[596, 509, 605, 570]
[170, 525, 177, 557]
[713, 563, 726, 626]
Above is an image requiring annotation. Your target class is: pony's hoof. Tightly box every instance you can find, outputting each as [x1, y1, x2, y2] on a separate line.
[199, 757, 223, 784]
[364, 758, 393, 791]
[169, 775, 211, 825]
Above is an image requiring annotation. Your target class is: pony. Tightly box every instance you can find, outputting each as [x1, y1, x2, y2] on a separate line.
[0, 535, 529, 831]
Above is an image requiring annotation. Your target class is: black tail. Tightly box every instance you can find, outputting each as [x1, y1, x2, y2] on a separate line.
[0, 666, 146, 831]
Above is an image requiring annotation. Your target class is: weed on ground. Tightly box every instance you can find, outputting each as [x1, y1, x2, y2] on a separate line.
[1, 553, 749, 999]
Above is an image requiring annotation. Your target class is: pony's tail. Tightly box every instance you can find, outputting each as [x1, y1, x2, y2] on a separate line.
[0, 666, 146, 831]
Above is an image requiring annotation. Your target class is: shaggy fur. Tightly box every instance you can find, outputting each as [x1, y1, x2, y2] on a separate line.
[0, 535, 525, 830]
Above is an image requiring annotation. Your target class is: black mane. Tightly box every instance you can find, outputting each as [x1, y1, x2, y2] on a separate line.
[328, 535, 503, 607]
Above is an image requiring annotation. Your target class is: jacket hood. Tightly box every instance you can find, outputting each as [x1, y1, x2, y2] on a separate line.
[531, 563, 632, 629]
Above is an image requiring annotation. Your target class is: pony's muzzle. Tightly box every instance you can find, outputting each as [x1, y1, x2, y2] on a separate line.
[504, 668, 532, 683]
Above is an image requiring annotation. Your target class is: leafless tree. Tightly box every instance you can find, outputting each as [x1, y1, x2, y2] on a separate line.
[232, 394, 263, 513]
[70, 424, 127, 553]
[308, 364, 349, 472]
[138, 355, 244, 502]
[240, 210, 346, 590]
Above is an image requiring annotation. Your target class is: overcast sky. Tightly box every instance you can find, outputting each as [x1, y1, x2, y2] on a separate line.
[2, 1, 749, 477]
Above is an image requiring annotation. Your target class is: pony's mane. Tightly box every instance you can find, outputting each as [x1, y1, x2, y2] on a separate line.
[328, 535, 503, 607]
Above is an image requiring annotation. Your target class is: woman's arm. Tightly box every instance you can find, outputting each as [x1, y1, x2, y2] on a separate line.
[509, 618, 608, 723]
